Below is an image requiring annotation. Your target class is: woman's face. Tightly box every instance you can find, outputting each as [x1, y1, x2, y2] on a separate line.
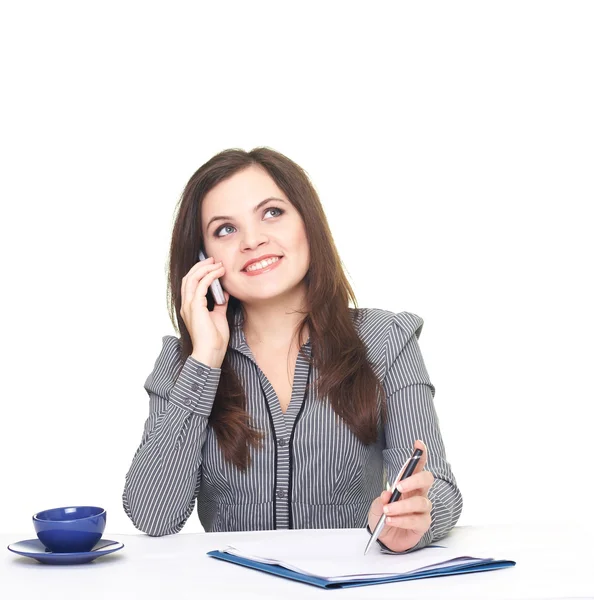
[201, 165, 310, 303]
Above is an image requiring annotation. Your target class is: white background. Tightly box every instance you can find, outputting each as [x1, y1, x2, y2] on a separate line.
[0, 1, 592, 536]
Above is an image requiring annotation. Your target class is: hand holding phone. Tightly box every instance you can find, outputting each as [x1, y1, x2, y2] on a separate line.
[198, 250, 226, 305]
[179, 250, 230, 369]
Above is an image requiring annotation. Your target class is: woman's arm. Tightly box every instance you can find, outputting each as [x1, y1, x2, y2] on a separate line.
[122, 335, 221, 536]
[380, 312, 463, 553]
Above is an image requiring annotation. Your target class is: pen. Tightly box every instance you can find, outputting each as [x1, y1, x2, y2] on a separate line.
[363, 448, 423, 555]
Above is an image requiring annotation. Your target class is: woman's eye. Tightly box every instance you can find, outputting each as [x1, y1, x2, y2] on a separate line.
[214, 207, 285, 238]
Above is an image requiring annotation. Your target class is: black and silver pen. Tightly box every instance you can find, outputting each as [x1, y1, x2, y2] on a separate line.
[363, 448, 423, 555]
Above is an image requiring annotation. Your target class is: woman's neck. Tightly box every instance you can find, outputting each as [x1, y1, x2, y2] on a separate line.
[241, 303, 309, 351]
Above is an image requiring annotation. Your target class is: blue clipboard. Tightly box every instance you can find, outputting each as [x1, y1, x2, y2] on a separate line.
[207, 550, 517, 589]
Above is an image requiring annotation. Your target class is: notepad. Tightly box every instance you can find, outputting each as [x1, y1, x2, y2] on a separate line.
[207, 528, 516, 589]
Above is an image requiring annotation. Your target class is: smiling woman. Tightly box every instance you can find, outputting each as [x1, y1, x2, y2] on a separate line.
[199, 165, 311, 313]
[122, 147, 463, 554]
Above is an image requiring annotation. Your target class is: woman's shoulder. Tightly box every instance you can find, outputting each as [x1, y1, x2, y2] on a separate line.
[349, 306, 425, 339]
[349, 307, 425, 362]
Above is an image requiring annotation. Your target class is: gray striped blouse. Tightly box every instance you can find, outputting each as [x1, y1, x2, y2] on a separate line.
[122, 307, 463, 553]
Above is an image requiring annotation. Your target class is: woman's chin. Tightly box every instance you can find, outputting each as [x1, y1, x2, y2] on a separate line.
[236, 287, 292, 302]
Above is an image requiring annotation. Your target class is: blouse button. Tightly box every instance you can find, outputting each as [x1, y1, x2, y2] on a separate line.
[278, 438, 286, 447]
[183, 397, 192, 407]
[276, 489, 286, 499]
[191, 383, 200, 392]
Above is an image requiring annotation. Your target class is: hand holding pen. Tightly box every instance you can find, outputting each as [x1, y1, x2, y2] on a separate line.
[365, 439, 435, 554]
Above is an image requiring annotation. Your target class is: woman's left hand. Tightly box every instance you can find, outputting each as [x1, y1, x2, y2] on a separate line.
[367, 439, 435, 553]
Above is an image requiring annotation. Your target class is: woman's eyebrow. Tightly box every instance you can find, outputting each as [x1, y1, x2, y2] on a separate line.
[206, 197, 287, 231]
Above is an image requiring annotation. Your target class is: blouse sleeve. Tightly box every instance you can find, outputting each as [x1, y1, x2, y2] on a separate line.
[122, 335, 222, 536]
[381, 312, 463, 553]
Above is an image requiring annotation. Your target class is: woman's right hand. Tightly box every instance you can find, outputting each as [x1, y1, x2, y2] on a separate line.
[180, 256, 230, 369]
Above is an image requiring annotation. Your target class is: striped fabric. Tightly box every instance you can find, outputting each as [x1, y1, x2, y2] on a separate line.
[122, 307, 463, 553]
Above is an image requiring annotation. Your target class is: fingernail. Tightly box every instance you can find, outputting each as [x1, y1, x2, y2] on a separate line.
[383, 506, 389, 514]
[396, 483, 404, 492]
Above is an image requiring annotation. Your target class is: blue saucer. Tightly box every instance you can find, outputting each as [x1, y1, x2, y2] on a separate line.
[7, 538, 124, 565]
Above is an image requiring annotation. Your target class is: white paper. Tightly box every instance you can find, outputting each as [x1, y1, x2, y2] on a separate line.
[218, 528, 495, 582]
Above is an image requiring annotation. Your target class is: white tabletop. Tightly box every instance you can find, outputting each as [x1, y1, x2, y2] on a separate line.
[2, 523, 593, 599]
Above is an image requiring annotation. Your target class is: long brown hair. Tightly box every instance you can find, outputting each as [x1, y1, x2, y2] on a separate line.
[167, 147, 387, 470]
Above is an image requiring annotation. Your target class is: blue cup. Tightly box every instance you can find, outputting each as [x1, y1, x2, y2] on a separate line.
[32, 506, 106, 553]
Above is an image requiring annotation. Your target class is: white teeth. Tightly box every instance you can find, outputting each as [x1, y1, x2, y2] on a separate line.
[245, 257, 280, 272]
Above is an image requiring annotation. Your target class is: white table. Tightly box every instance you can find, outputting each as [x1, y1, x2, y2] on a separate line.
[2, 523, 592, 599]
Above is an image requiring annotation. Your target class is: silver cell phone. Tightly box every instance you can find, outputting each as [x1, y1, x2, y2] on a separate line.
[198, 249, 226, 305]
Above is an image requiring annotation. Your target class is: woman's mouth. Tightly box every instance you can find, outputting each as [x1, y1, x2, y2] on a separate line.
[242, 256, 283, 276]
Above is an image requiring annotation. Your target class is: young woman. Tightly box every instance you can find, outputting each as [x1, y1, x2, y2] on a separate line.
[122, 147, 463, 554]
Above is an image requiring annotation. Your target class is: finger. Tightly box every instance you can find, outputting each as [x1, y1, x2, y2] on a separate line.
[191, 264, 225, 305]
[182, 256, 213, 310]
[383, 495, 432, 517]
[380, 490, 392, 504]
[396, 470, 435, 495]
[369, 495, 387, 519]
[390, 440, 429, 492]
[182, 256, 215, 308]
[386, 512, 432, 531]
[185, 262, 224, 308]
[412, 439, 429, 472]
[386, 439, 427, 492]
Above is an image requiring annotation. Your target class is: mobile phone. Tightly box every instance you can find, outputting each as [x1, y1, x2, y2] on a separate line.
[198, 249, 226, 305]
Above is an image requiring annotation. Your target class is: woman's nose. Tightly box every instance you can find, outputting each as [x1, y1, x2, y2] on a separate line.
[240, 234, 269, 251]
